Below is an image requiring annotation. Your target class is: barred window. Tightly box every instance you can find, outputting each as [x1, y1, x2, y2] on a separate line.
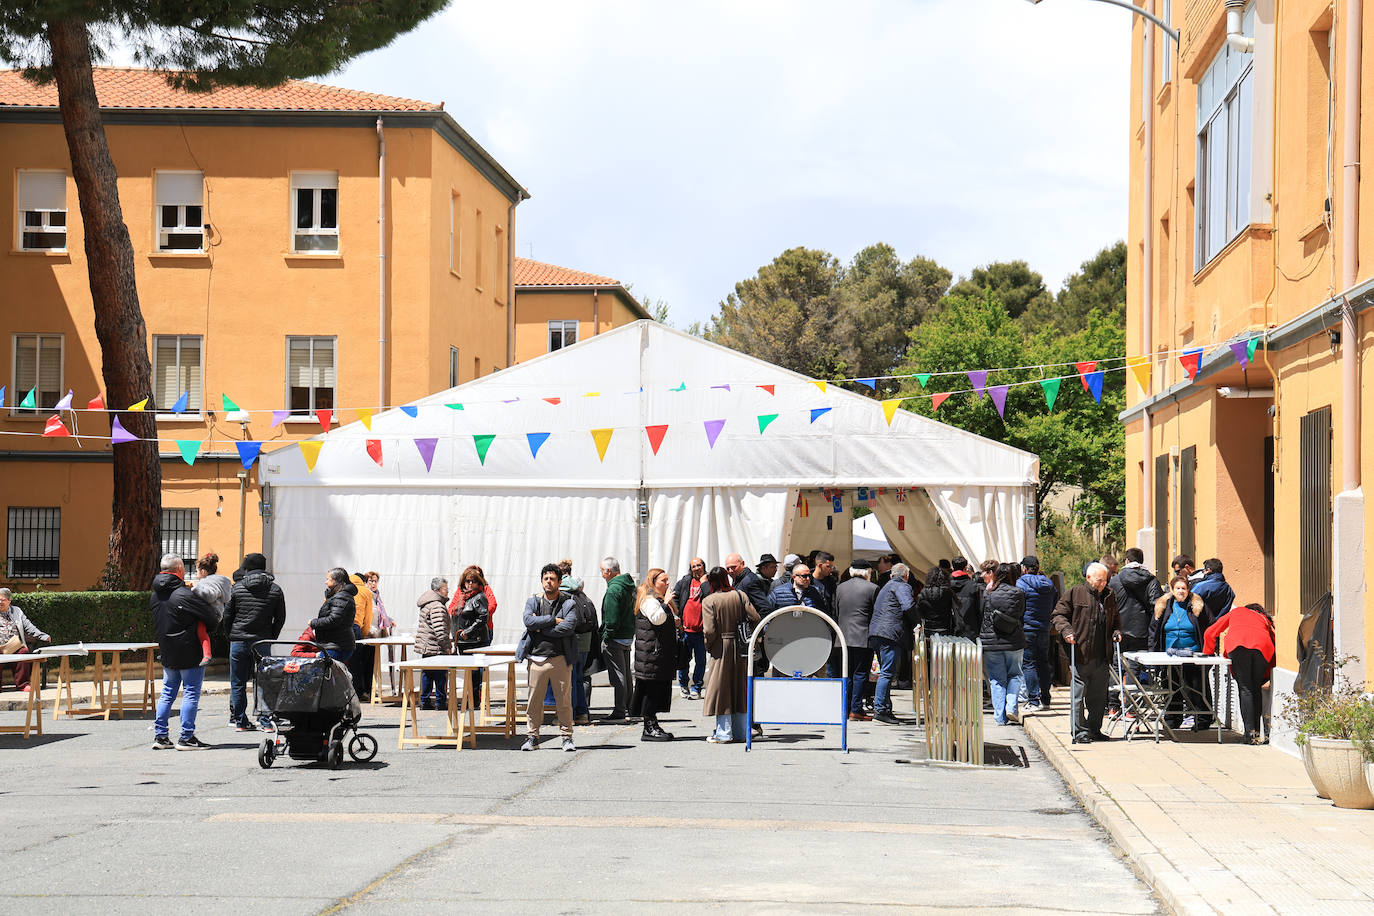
[161, 508, 199, 574]
[7, 507, 60, 579]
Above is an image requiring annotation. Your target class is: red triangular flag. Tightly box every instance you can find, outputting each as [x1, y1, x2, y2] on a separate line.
[1075, 361, 1098, 393]
[316, 409, 332, 432]
[1179, 348, 1204, 380]
[543, 397, 561, 406]
[365, 439, 383, 466]
[932, 392, 952, 411]
[757, 384, 775, 395]
[645, 424, 668, 456]
[43, 415, 69, 437]
[88, 393, 105, 411]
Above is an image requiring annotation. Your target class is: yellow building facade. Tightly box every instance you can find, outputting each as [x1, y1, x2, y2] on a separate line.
[1123, 1, 1374, 701]
[512, 257, 648, 363]
[0, 68, 525, 589]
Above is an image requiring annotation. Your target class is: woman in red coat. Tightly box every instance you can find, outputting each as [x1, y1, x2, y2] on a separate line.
[1203, 602, 1275, 745]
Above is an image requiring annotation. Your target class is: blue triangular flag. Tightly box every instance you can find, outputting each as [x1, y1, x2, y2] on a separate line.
[235, 441, 262, 469]
[526, 432, 550, 459]
[400, 405, 418, 418]
[171, 390, 189, 413]
[0, 385, 6, 407]
[810, 407, 832, 423]
[856, 378, 876, 390]
[1085, 370, 1105, 403]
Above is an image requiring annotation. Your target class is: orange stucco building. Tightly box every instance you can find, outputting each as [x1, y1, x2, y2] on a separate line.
[1123, 1, 1374, 707]
[0, 68, 527, 589]
[512, 257, 648, 363]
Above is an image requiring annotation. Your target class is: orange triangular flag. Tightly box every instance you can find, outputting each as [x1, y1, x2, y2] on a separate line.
[757, 385, 775, 395]
[316, 409, 332, 432]
[645, 424, 668, 455]
[590, 428, 614, 462]
[299, 440, 323, 474]
[543, 397, 561, 406]
[932, 392, 952, 411]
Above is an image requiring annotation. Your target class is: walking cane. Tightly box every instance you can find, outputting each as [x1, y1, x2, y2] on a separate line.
[1115, 641, 1125, 733]
[1070, 639, 1077, 741]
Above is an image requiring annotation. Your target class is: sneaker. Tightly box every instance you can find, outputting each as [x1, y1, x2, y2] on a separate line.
[1022, 702, 1042, 713]
[1072, 735, 1093, 745]
[751, 724, 763, 736]
[562, 737, 576, 752]
[848, 712, 871, 722]
[689, 687, 701, 700]
[175, 735, 210, 751]
[259, 720, 276, 733]
[521, 737, 537, 751]
[235, 720, 258, 732]
[873, 712, 901, 725]
[574, 714, 592, 726]
[1007, 710, 1021, 724]
[680, 686, 692, 699]
[152, 735, 174, 750]
[706, 735, 732, 744]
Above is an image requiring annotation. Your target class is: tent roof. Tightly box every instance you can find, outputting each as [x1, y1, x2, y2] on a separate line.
[259, 321, 1038, 489]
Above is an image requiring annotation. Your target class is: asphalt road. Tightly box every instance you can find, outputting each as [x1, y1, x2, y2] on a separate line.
[0, 683, 1160, 914]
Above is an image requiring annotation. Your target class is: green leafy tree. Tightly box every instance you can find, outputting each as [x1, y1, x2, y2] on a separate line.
[1021, 241, 1126, 334]
[0, 1, 445, 586]
[945, 260, 1052, 320]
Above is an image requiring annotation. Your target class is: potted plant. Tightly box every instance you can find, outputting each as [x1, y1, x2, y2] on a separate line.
[1281, 655, 1374, 809]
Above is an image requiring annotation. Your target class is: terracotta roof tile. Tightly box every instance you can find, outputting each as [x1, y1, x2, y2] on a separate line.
[514, 257, 619, 288]
[0, 67, 441, 112]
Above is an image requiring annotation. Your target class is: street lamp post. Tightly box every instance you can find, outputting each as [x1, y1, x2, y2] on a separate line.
[1023, 0, 1179, 42]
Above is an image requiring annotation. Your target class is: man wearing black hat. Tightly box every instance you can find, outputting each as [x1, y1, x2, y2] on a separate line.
[756, 553, 778, 582]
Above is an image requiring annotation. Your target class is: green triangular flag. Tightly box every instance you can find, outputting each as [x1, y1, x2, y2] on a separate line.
[18, 388, 35, 409]
[444, 403, 464, 411]
[1041, 378, 1062, 411]
[916, 374, 931, 388]
[473, 434, 495, 465]
[176, 440, 200, 465]
[757, 413, 779, 433]
[1246, 337, 1259, 362]
[670, 382, 687, 392]
[221, 393, 240, 412]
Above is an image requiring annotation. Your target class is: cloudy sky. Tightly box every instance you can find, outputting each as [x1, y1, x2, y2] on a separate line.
[332, 0, 1132, 327]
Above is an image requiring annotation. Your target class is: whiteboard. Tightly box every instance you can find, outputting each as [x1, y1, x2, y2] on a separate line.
[752, 677, 846, 724]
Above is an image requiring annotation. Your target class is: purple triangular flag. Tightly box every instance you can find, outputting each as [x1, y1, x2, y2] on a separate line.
[271, 410, 291, 428]
[710, 384, 731, 392]
[989, 385, 1009, 418]
[414, 437, 438, 471]
[704, 419, 726, 449]
[967, 370, 988, 399]
[1229, 340, 1249, 368]
[110, 416, 138, 444]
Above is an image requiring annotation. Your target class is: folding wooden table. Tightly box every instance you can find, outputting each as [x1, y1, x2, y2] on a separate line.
[395, 655, 518, 750]
[0, 648, 82, 737]
[43, 642, 159, 720]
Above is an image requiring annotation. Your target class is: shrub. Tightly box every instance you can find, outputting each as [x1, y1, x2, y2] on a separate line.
[1280, 653, 1374, 762]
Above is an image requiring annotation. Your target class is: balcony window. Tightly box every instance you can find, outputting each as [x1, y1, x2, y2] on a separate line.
[1195, 4, 1255, 268]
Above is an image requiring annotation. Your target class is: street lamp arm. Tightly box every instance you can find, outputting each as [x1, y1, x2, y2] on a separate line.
[1081, 0, 1180, 42]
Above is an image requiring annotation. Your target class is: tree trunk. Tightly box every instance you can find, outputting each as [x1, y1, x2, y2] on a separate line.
[48, 18, 161, 590]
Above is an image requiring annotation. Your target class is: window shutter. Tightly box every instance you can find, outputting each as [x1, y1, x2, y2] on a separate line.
[15, 337, 36, 391]
[18, 172, 65, 211]
[154, 338, 179, 408]
[183, 338, 202, 409]
[156, 171, 203, 206]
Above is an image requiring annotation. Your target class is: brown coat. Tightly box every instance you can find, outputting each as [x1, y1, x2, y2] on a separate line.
[701, 589, 760, 716]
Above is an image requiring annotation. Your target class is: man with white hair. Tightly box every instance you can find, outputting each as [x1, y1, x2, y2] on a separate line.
[869, 563, 917, 725]
[598, 557, 635, 721]
[1052, 562, 1122, 745]
[150, 553, 221, 750]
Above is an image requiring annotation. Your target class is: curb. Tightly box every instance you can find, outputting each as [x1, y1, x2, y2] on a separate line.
[1021, 713, 1219, 916]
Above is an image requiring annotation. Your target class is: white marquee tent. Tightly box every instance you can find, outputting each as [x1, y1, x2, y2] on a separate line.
[259, 322, 1038, 642]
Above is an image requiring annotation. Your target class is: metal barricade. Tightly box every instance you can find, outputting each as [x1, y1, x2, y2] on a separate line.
[911, 625, 928, 724]
[921, 635, 983, 766]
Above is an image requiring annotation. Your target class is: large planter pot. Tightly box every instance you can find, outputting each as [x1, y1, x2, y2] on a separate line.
[1307, 736, 1374, 809]
[1302, 742, 1332, 799]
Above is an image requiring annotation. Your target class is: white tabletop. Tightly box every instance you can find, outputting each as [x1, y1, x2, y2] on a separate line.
[396, 654, 517, 670]
[1124, 651, 1231, 667]
[357, 635, 414, 646]
[0, 648, 83, 663]
[41, 642, 158, 653]
[483, 643, 519, 654]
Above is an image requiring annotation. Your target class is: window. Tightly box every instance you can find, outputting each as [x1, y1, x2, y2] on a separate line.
[1160, 0, 1173, 85]
[7, 507, 59, 579]
[1195, 3, 1255, 268]
[291, 171, 339, 252]
[161, 508, 199, 574]
[475, 209, 484, 290]
[17, 171, 67, 251]
[548, 320, 578, 352]
[155, 170, 204, 251]
[449, 346, 460, 387]
[152, 335, 202, 414]
[11, 334, 62, 415]
[286, 336, 335, 414]
[449, 192, 461, 274]
[494, 224, 507, 303]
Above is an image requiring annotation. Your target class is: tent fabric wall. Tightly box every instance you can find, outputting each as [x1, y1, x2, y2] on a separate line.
[866, 491, 958, 574]
[646, 487, 790, 582]
[926, 486, 1031, 566]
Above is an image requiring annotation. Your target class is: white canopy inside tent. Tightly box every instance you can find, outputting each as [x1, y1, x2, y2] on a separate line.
[259, 321, 1038, 643]
[853, 514, 890, 559]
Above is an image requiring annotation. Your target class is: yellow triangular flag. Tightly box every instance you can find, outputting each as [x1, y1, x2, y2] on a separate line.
[1127, 355, 1151, 394]
[590, 428, 614, 462]
[357, 408, 373, 431]
[583, 391, 601, 398]
[881, 398, 902, 426]
[128, 398, 148, 411]
[812, 380, 827, 393]
[300, 440, 323, 474]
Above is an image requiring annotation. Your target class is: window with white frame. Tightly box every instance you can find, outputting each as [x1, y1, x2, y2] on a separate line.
[7, 507, 60, 579]
[449, 346, 460, 387]
[161, 508, 199, 574]
[449, 192, 461, 274]
[286, 336, 335, 414]
[11, 334, 62, 414]
[155, 170, 205, 251]
[291, 171, 339, 252]
[1161, 0, 1173, 85]
[17, 171, 67, 251]
[153, 335, 202, 414]
[548, 320, 578, 352]
[1195, 3, 1255, 268]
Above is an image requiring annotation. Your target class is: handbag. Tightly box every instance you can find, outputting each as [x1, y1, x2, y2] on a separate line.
[736, 611, 757, 659]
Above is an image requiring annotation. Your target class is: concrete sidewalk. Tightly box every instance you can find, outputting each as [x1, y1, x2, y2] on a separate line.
[0, 669, 231, 712]
[1023, 687, 1374, 915]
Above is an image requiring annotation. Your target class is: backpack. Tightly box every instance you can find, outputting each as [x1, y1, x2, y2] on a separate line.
[573, 592, 599, 634]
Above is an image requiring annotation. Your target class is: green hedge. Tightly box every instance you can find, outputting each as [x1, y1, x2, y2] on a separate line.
[8, 591, 230, 669]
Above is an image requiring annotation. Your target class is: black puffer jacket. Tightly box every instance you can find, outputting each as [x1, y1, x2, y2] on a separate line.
[1110, 563, 1163, 650]
[310, 581, 357, 655]
[950, 574, 982, 639]
[633, 597, 679, 682]
[979, 583, 1026, 651]
[150, 572, 220, 669]
[223, 569, 287, 642]
[916, 585, 956, 636]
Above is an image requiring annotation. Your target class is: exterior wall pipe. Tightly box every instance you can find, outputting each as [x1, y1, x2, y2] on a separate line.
[1342, 0, 1362, 491]
[506, 197, 518, 368]
[1141, 6, 1156, 546]
[1225, 0, 1256, 52]
[377, 117, 388, 409]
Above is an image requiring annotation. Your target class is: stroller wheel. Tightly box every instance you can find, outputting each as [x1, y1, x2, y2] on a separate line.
[348, 732, 378, 763]
[258, 738, 276, 769]
[327, 740, 344, 770]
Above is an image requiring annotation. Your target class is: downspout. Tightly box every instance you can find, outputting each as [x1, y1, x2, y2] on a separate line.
[1225, 0, 1256, 52]
[593, 289, 600, 335]
[1140, 6, 1156, 559]
[1341, 0, 1362, 492]
[377, 117, 388, 409]
[506, 197, 517, 367]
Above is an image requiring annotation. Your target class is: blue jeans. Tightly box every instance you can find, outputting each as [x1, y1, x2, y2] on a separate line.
[324, 647, 352, 663]
[154, 666, 204, 740]
[847, 647, 874, 714]
[678, 632, 706, 691]
[229, 640, 271, 727]
[1021, 631, 1051, 707]
[420, 669, 448, 708]
[714, 712, 748, 741]
[872, 637, 900, 715]
[984, 649, 1024, 724]
[572, 651, 589, 717]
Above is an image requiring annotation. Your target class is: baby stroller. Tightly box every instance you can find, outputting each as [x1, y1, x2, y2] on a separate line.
[252, 640, 378, 769]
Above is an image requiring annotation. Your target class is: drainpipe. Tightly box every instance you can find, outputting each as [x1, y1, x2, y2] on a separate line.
[1341, 0, 1362, 492]
[506, 197, 517, 367]
[593, 289, 600, 335]
[1224, 0, 1255, 52]
[1139, 5, 1156, 565]
[377, 117, 388, 409]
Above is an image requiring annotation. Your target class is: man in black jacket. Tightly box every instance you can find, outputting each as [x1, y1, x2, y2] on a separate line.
[949, 557, 982, 640]
[725, 553, 775, 617]
[151, 554, 220, 751]
[1109, 546, 1162, 708]
[223, 552, 287, 732]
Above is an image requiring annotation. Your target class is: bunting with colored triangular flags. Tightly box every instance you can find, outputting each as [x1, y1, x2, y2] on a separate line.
[221, 394, 240, 413]
[590, 428, 614, 461]
[365, 440, 383, 467]
[1075, 361, 1098, 392]
[757, 414, 778, 433]
[645, 425, 668, 455]
[19, 389, 35, 410]
[704, 419, 725, 448]
[711, 384, 730, 392]
[299, 440, 323, 473]
[445, 403, 464, 411]
[932, 392, 953, 410]
[967, 371, 987, 399]
[177, 440, 200, 465]
[54, 390, 73, 411]
[415, 438, 438, 471]
[809, 407, 832, 423]
[1127, 355, 1151, 394]
[856, 379, 876, 390]
[757, 385, 775, 395]
[236, 441, 262, 469]
[670, 382, 686, 392]
[527, 432, 550, 459]
[110, 417, 137, 444]
[43, 415, 68, 437]
[400, 405, 418, 418]
[355, 409, 372, 430]
[989, 385, 1009, 418]
[170, 391, 188, 414]
[1041, 378, 1062, 410]
[316, 409, 332, 432]
[272, 410, 290, 428]
[1084, 371, 1105, 403]
[1246, 337, 1260, 363]
[1179, 348, 1203, 379]
[0, 386, 6, 408]
[543, 397, 561, 406]
[811, 381, 827, 393]
[473, 434, 495, 465]
[87, 392, 104, 411]
[128, 398, 148, 411]
[881, 399, 901, 426]
[916, 374, 931, 388]
[1229, 340, 1249, 368]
